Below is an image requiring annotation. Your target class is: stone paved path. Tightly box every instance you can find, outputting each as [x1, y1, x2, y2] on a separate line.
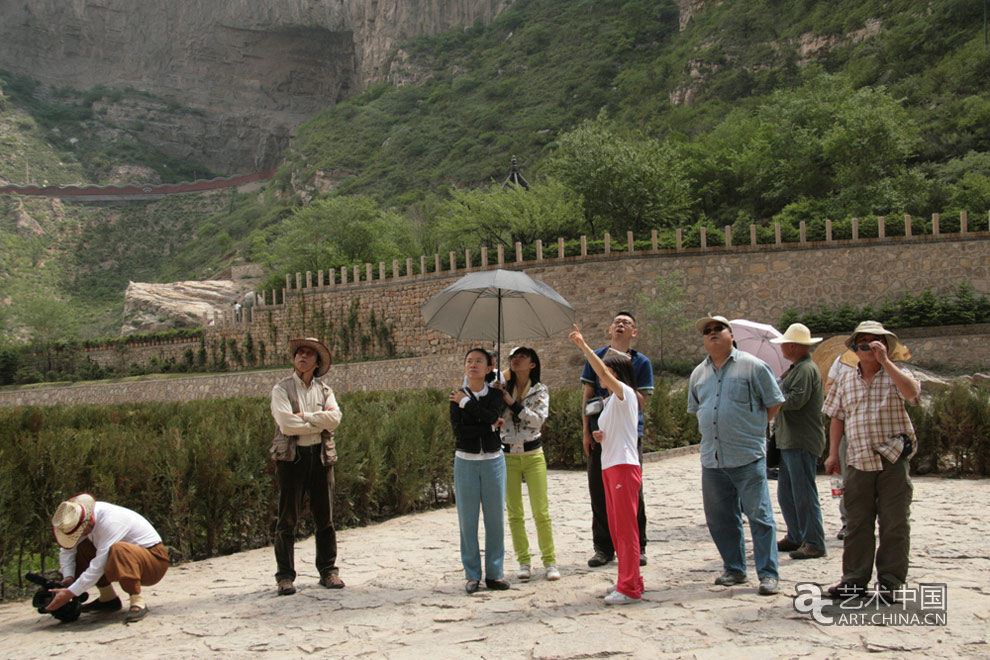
[1, 450, 988, 659]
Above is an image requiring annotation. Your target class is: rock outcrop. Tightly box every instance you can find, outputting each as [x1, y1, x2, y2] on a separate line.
[0, 0, 511, 173]
[122, 280, 257, 335]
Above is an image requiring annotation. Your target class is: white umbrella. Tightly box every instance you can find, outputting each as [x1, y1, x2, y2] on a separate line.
[420, 268, 576, 365]
[729, 318, 788, 378]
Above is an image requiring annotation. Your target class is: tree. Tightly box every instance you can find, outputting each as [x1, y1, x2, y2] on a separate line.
[689, 70, 920, 221]
[435, 179, 587, 249]
[269, 195, 416, 278]
[546, 111, 694, 235]
[14, 291, 80, 375]
[638, 271, 692, 369]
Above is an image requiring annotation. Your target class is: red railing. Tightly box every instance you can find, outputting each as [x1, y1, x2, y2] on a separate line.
[0, 170, 277, 198]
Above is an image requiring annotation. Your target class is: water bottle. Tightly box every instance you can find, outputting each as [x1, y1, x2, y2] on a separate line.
[830, 474, 844, 498]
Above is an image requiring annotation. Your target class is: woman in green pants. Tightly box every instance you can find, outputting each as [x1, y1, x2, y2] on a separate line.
[499, 346, 559, 581]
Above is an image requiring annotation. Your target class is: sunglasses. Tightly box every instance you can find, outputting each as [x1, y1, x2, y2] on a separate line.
[851, 343, 876, 352]
[703, 324, 727, 335]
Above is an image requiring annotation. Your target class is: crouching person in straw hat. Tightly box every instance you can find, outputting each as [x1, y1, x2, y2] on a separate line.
[48, 493, 169, 623]
[270, 337, 343, 596]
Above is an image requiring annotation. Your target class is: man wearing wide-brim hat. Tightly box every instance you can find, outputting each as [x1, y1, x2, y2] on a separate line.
[769, 324, 827, 561]
[47, 493, 169, 623]
[270, 337, 343, 596]
[822, 320, 920, 604]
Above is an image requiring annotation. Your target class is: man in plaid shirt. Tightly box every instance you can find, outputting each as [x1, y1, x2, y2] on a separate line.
[822, 321, 920, 604]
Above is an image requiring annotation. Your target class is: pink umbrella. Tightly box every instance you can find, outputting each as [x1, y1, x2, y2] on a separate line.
[729, 319, 788, 378]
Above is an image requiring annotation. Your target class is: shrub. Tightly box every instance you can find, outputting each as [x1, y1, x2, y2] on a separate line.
[0, 382, 701, 597]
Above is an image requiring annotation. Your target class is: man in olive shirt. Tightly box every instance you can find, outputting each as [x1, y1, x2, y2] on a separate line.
[770, 324, 826, 560]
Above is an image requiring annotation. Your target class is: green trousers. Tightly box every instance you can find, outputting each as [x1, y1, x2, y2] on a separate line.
[505, 451, 556, 566]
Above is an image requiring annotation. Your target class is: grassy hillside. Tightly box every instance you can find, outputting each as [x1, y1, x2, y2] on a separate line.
[281, 0, 989, 200]
[2, 0, 990, 343]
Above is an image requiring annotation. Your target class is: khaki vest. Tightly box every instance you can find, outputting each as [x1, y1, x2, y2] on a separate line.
[270, 376, 338, 466]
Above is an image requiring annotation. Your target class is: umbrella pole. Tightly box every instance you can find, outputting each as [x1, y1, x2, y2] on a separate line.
[497, 292, 502, 374]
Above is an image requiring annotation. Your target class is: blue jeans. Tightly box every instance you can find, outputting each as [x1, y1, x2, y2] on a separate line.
[454, 455, 506, 582]
[777, 448, 826, 551]
[702, 457, 779, 579]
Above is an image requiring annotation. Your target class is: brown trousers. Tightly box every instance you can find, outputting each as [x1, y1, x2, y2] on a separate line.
[75, 539, 170, 595]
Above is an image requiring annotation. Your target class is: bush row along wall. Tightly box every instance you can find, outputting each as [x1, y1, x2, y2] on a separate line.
[0, 383, 698, 597]
[4, 325, 990, 409]
[3, 324, 990, 410]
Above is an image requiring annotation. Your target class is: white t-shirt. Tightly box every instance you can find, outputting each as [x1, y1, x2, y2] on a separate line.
[60, 502, 163, 595]
[598, 381, 640, 469]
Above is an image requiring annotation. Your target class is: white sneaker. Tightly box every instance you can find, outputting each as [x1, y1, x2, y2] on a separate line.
[604, 583, 617, 596]
[545, 565, 560, 581]
[516, 564, 531, 581]
[604, 590, 638, 605]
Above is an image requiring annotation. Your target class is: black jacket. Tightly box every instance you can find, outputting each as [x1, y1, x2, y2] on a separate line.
[450, 386, 504, 454]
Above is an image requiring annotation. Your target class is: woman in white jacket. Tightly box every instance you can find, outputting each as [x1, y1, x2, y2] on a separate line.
[499, 346, 559, 581]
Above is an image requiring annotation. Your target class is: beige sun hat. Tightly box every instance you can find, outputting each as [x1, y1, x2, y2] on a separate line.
[844, 320, 903, 355]
[770, 323, 823, 345]
[695, 314, 733, 334]
[288, 337, 332, 377]
[52, 493, 96, 549]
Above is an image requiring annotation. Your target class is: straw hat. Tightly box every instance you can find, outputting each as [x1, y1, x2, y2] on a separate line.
[52, 493, 96, 549]
[288, 337, 332, 378]
[695, 314, 733, 334]
[844, 320, 904, 355]
[770, 323, 822, 345]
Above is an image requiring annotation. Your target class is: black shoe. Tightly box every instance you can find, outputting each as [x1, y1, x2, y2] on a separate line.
[465, 580, 479, 594]
[587, 551, 614, 567]
[777, 537, 801, 552]
[123, 604, 148, 624]
[836, 527, 846, 540]
[81, 596, 122, 612]
[826, 582, 866, 599]
[789, 543, 827, 560]
[875, 582, 900, 605]
[485, 578, 510, 591]
[714, 571, 747, 586]
[639, 552, 647, 567]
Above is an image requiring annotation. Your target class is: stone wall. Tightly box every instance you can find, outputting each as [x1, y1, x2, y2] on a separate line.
[6, 228, 990, 408]
[206, 230, 990, 372]
[82, 338, 200, 370]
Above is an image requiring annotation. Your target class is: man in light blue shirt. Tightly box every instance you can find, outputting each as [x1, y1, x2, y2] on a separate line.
[688, 315, 785, 596]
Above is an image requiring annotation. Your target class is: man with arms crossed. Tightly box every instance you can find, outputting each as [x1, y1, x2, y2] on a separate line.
[270, 337, 343, 596]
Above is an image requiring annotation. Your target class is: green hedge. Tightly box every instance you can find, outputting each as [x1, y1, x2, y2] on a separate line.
[909, 381, 990, 477]
[0, 383, 699, 599]
[779, 282, 990, 333]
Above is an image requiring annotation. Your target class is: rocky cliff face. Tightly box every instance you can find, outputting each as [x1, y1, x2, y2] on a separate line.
[0, 0, 510, 173]
[122, 280, 258, 334]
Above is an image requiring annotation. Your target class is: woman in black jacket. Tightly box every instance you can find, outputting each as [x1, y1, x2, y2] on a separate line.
[449, 347, 509, 594]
